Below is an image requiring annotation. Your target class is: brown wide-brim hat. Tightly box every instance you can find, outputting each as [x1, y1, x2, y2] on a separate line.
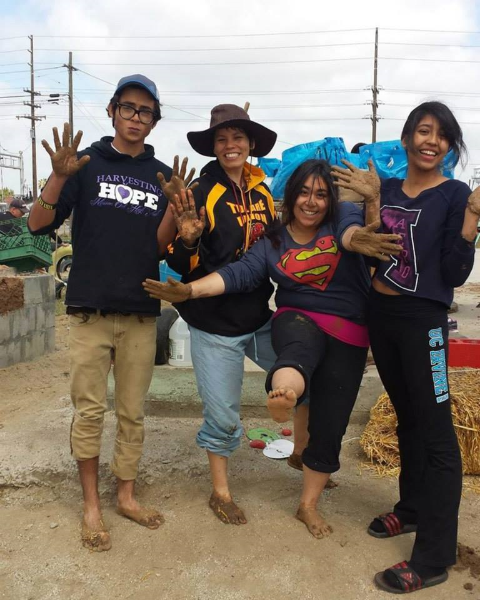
[187, 104, 277, 157]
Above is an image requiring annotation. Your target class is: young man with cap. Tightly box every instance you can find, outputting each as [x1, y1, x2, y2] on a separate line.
[164, 104, 278, 525]
[29, 74, 192, 551]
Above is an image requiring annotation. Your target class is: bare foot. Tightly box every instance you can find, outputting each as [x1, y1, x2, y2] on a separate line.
[81, 510, 111, 552]
[267, 387, 297, 423]
[296, 505, 333, 539]
[209, 492, 247, 525]
[116, 499, 164, 530]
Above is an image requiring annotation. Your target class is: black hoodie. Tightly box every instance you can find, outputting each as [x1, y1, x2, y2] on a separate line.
[31, 136, 171, 314]
[166, 160, 275, 335]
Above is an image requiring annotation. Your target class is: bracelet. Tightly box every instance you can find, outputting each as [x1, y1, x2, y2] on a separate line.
[181, 238, 200, 250]
[37, 195, 57, 211]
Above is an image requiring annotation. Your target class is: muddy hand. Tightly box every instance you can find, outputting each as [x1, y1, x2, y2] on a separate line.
[332, 159, 380, 203]
[467, 186, 480, 217]
[350, 221, 402, 261]
[41, 123, 90, 177]
[171, 188, 206, 247]
[143, 277, 193, 303]
[157, 155, 198, 204]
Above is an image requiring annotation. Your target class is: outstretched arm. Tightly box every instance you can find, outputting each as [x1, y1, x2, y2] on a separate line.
[143, 272, 225, 303]
[332, 159, 381, 226]
[29, 123, 90, 231]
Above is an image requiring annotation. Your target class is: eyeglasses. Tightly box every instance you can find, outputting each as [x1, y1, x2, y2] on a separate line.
[116, 103, 157, 125]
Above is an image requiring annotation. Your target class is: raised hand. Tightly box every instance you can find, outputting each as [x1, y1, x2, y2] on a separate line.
[143, 276, 192, 303]
[467, 186, 480, 217]
[332, 159, 380, 203]
[171, 188, 206, 247]
[157, 155, 198, 203]
[41, 123, 90, 177]
[350, 221, 403, 262]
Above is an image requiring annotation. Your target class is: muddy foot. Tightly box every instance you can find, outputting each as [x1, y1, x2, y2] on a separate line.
[81, 518, 112, 552]
[267, 387, 297, 423]
[116, 502, 165, 530]
[296, 505, 333, 539]
[209, 493, 247, 525]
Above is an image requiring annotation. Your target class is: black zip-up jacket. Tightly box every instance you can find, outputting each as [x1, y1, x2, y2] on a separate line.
[30, 136, 171, 315]
[166, 160, 276, 335]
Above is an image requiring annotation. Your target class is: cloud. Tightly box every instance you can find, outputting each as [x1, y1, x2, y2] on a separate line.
[1, 0, 479, 192]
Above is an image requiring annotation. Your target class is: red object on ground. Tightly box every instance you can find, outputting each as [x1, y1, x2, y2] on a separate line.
[281, 428, 292, 436]
[249, 440, 266, 449]
[448, 339, 480, 368]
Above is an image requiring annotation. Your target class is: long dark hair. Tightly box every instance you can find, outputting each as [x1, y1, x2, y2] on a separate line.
[401, 101, 467, 169]
[266, 159, 338, 247]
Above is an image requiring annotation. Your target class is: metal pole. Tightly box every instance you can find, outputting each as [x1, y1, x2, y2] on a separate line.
[68, 52, 74, 143]
[372, 27, 379, 143]
[19, 151, 24, 195]
[29, 35, 38, 202]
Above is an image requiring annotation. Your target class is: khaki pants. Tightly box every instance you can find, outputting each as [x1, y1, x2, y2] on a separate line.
[69, 312, 156, 480]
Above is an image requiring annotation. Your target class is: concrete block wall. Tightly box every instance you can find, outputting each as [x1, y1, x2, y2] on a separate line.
[0, 273, 56, 368]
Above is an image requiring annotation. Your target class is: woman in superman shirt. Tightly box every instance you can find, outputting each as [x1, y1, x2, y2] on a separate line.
[144, 158, 401, 540]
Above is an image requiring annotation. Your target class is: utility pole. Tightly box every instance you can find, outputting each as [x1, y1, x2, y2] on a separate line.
[64, 52, 76, 142]
[371, 27, 379, 143]
[17, 35, 45, 202]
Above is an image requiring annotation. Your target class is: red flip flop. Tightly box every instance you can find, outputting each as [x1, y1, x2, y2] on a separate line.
[368, 512, 417, 538]
[374, 561, 448, 594]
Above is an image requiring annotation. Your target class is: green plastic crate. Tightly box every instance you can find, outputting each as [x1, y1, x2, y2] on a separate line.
[0, 216, 52, 272]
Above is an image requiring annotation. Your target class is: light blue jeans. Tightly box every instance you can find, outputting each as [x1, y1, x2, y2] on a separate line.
[189, 319, 277, 457]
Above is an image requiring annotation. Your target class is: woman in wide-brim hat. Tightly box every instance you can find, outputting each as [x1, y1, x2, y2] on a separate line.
[165, 104, 277, 525]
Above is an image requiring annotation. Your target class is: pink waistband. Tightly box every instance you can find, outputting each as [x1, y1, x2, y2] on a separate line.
[274, 307, 369, 348]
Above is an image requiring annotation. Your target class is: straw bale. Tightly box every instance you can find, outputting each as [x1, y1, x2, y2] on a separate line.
[360, 369, 480, 482]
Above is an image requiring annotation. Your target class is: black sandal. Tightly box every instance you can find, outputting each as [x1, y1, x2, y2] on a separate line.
[374, 561, 448, 594]
[368, 512, 417, 538]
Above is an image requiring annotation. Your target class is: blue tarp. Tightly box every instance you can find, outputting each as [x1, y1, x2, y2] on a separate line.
[257, 157, 281, 177]
[263, 138, 455, 200]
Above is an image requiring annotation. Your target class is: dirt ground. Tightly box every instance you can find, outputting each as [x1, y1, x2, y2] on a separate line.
[1, 284, 480, 600]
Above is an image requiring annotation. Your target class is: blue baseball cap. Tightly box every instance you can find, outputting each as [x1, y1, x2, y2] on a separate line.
[114, 74, 159, 102]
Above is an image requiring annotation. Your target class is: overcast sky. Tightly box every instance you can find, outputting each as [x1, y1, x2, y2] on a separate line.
[1, 0, 480, 193]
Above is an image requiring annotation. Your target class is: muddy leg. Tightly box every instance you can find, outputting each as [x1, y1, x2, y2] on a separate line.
[296, 465, 333, 539]
[78, 457, 111, 551]
[207, 451, 246, 525]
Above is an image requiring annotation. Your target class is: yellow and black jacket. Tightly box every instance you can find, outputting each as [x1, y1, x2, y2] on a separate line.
[166, 159, 276, 336]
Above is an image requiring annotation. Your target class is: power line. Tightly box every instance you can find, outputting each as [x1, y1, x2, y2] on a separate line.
[383, 118, 480, 125]
[75, 68, 115, 86]
[382, 42, 480, 48]
[29, 57, 374, 66]
[387, 103, 480, 111]
[379, 56, 480, 64]
[34, 42, 373, 52]
[0, 66, 64, 75]
[34, 28, 374, 39]
[382, 28, 480, 33]
[384, 88, 480, 97]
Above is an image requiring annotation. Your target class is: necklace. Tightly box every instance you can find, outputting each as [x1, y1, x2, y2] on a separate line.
[230, 179, 253, 255]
